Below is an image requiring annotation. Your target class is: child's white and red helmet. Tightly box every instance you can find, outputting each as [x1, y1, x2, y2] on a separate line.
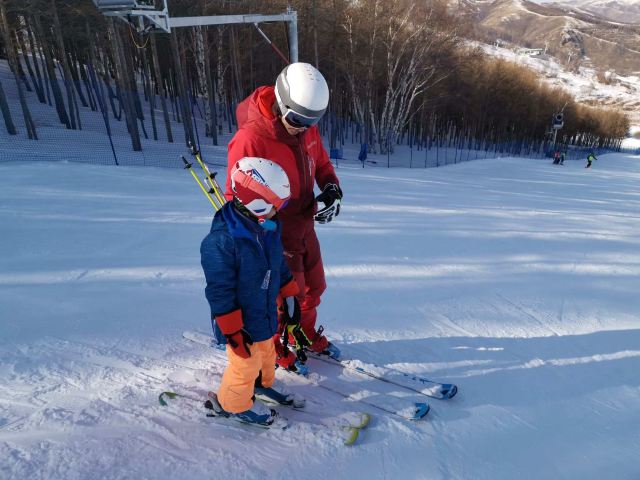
[230, 157, 291, 223]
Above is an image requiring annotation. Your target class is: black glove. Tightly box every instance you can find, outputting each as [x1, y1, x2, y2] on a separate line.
[280, 296, 312, 349]
[314, 183, 343, 224]
[225, 329, 253, 359]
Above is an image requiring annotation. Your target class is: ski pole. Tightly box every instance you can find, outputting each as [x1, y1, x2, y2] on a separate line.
[181, 156, 222, 211]
[189, 143, 227, 207]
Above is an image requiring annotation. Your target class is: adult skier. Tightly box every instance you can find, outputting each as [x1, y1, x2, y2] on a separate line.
[201, 157, 303, 426]
[224, 62, 343, 372]
[586, 151, 597, 169]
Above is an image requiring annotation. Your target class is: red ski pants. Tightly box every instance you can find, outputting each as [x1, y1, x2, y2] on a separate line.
[283, 226, 327, 351]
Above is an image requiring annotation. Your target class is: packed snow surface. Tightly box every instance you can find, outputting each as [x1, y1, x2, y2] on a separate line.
[1, 154, 639, 480]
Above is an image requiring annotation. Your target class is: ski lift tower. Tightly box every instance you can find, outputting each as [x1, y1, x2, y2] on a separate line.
[552, 112, 564, 148]
[92, 0, 298, 62]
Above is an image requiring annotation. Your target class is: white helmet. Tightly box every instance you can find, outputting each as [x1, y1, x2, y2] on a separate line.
[230, 157, 291, 222]
[275, 62, 329, 129]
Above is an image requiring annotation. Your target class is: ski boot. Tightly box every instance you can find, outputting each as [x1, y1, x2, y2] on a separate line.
[205, 392, 286, 428]
[310, 326, 341, 360]
[255, 380, 306, 409]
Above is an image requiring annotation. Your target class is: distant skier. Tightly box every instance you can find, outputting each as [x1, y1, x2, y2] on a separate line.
[560, 151, 566, 165]
[224, 62, 343, 371]
[586, 152, 597, 169]
[200, 157, 303, 427]
[552, 150, 561, 165]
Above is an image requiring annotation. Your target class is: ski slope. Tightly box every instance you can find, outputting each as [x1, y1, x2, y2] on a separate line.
[1, 153, 639, 480]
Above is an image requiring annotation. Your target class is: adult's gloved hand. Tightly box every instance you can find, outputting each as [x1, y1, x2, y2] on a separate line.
[281, 296, 301, 325]
[280, 296, 311, 348]
[225, 329, 253, 359]
[314, 183, 343, 224]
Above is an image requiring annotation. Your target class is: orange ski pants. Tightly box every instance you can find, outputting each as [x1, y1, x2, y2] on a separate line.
[217, 338, 276, 413]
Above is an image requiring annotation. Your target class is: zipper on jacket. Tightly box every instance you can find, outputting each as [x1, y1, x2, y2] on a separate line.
[298, 141, 309, 196]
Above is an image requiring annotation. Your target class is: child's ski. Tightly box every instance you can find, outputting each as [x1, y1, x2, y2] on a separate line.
[158, 390, 370, 445]
[306, 351, 458, 400]
[182, 330, 430, 421]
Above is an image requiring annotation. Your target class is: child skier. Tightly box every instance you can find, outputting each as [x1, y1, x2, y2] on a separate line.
[586, 152, 597, 169]
[200, 157, 304, 427]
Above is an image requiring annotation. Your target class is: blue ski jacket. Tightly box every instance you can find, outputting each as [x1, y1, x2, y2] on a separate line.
[200, 202, 293, 344]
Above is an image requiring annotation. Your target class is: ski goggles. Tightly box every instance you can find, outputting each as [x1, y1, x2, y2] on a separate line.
[281, 108, 321, 129]
[231, 169, 290, 212]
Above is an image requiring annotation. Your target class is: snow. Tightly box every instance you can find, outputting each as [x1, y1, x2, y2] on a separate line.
[1, 150, 640, 479]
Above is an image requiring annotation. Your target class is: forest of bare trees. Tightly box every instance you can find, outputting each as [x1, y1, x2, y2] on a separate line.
[0, 0, 630, 159]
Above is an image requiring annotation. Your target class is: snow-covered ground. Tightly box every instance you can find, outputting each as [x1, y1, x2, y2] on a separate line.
[1, 151, 639, 479]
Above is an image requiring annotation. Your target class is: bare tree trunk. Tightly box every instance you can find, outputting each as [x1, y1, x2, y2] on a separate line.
[30, 20, 52, 106]
[229, 25, 242, 108]
[67, 47, 89, 108]
[215, 28, 228, 135]
[0, 0, 37, 139]
[34, 22, 68, 125]
[109, 19, 141, 151]
[25, 25, 47, 103]
[50, 0, 80, 130]
[8, 32, 32, 92]
[150, 35, 173, 143]
[205, 37, 218, 145]
[170, 31, 195, 147]
[140, 40, 158, 141]
[313, 0, 319, 68]
[0, 79, 17, 135]
[79, 56, 97, 111]
[194, 25, 217, 145]
[16, 27, 45, 102]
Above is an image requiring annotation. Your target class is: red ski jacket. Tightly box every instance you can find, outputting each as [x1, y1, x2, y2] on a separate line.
[225, 86, 339, 241]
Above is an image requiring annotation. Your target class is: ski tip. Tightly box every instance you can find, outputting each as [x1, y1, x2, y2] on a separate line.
[159, 391, 178, 406]
[343, 426, 360, 446]
[358, 412, 372, 429]
[412, 402, 430, 420]
[442, 384, 458, 399]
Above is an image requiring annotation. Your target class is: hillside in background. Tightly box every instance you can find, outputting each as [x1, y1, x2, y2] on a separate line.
[456, 0, 640, 76]
[471, 41, 640, 128]
[452, 0, 640, 129]
[554, 0, 640, 25]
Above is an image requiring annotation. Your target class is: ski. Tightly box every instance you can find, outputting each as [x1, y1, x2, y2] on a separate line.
[159, 390, 286, 429]
[286, 369, 431, 422]
[306, 351, 458, 400]
[159, 390, 369, 445]
[183, 330, 430, 422]
[255, 389, 372, 446]
[183, 330, 455, 400]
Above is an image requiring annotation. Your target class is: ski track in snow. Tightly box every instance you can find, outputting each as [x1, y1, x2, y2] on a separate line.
[1, 155, 640, 479]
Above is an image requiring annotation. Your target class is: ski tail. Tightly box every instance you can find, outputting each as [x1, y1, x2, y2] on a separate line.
[308, 351, 458, 400]
[412, 402, 430, 420]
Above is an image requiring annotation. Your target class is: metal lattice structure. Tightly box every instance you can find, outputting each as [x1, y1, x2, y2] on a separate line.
[92, 0, 170, 33]
[92, 0, 298, 62]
